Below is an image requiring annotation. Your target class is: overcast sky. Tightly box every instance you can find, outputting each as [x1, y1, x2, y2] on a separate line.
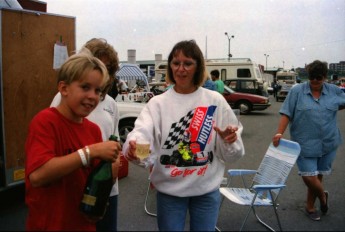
[44, 0, 345, 69]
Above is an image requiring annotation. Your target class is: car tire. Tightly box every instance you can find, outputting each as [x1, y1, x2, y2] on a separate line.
[119, 118, 136, 144]
[236, 100, 252, 115]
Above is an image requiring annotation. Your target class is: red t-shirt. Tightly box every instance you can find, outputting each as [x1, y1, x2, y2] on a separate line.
[25, 108, 102, 231]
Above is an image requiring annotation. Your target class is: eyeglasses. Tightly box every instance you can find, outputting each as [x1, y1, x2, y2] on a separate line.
[308, 75, 324, 81]
[170, 60, 196, 71]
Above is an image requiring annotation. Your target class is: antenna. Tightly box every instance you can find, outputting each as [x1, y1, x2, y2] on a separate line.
[205, 36, 208, 59]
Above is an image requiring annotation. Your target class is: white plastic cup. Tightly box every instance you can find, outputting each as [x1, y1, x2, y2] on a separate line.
[136, 139, 150, 161]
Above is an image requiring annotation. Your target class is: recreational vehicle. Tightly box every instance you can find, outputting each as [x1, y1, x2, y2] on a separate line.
[204, 58, 263, 82]
[275, 70, 298, 102]
[155, 58, 264, 83]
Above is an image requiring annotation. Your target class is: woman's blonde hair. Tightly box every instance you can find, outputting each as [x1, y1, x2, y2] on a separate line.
[82, 38, 119, 100]
[83, 38, 119, 77]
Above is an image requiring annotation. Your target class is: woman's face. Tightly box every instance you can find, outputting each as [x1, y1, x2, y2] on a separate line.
[170, 51, 197, 94]
[309, 75, 325, 91]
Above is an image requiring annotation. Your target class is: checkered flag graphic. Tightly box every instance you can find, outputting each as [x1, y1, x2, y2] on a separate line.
[162, 109, 195, 149]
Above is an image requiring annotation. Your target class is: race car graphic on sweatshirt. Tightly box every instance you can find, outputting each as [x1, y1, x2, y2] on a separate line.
[160, 105, 216, 167]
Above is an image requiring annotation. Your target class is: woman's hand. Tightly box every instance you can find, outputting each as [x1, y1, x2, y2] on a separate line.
[126, 140, 140, 162]
[214, 125, 238, 144]
[272, 133, 283, 147]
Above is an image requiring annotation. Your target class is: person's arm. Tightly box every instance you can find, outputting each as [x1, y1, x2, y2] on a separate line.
[122, 105, 154, 165]
[29, 150, 87, 187]
[272, 114, 290, 147]
[112, 153, 121, 181]
[29, 141, 121, 187]
[212, 100, 245, 163]
[112, 105, 121, 181]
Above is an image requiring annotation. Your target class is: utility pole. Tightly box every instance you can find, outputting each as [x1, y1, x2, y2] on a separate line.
[205, 36, 207, 59]
[264, 54, 269, 71]
[225, 32, 234, 60]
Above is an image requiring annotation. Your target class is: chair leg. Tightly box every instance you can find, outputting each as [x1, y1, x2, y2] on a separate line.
[252, 196, 282, 232]
[239, 205, 253, 231]
[253, 205, 282, 232]
[273, 204, 282, 231]
[247, 191, 282, 231]
[144, 181, 157, 217]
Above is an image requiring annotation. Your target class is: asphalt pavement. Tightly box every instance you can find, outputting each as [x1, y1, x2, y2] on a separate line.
[0, 95, 344, 231]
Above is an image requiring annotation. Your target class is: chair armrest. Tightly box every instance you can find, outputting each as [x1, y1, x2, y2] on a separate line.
[252, 184, 286, 191]
[227, 169, 256, 176]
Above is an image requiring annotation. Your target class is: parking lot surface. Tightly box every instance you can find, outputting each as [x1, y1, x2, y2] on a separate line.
[0, 95, 344, 231]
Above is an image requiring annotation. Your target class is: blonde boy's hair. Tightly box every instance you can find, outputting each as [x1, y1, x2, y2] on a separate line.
[57, 52, 109, 88]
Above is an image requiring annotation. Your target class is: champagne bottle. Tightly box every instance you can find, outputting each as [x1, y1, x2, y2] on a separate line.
[80, 135, 118, 218]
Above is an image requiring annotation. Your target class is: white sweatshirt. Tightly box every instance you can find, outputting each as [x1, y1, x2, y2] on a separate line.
[51, 93, 120, 196]
[122, 87, 245, 197]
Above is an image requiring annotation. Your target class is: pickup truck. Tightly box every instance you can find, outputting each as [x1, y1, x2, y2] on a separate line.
[117, 101, 145, 144]
[224, 78, 264, 96]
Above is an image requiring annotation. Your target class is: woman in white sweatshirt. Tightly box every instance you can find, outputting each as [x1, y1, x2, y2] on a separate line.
[122, 40, 245, 231]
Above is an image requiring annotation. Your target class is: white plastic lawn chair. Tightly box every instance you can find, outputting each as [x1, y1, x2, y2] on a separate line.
[144, 167, 157, 217]
[218, 139, 301, 231]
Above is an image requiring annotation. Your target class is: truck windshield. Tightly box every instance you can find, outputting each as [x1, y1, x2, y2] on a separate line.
[277, 76, 293, 81]
[237, 69, 251, 78]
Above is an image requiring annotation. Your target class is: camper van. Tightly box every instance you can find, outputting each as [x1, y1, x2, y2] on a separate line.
[205, 58, 263, 82]
[155, 58, 263, 83]
[275, 70, 298, 101]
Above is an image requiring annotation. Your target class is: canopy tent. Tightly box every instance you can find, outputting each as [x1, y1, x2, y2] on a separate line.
[116, 63, 148, 84]
[115, 64, 151, 102]
[0, 0, 23, 9]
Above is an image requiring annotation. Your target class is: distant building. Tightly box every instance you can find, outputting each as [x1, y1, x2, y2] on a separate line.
[329, 61, 345, 74]
[264, 67, 281, 80]
[296, 61, 345, 81]
[119, 50, 162, 82]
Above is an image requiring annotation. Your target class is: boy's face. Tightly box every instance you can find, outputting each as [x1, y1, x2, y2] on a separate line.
[59, 69, 103, 123]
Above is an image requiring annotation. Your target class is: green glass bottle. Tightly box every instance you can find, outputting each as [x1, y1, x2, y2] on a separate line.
[80, 135, 118, 218]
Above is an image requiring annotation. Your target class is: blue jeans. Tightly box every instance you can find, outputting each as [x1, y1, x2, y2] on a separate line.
[96, 195, 118, 232]
[156, 189, 221, 231]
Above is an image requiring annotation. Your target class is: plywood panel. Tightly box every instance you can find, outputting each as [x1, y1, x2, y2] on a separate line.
[1, 8, 75, 174]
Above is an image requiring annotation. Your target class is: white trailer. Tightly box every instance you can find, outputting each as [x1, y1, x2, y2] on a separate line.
[155, 58, 264, 83]
[275, 70, 297, 102]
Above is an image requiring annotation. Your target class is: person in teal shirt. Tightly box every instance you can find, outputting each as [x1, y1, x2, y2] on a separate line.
[211, 69, 224, 94]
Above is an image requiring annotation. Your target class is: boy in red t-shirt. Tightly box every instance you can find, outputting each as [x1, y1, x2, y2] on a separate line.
[25, 52, 121, 231]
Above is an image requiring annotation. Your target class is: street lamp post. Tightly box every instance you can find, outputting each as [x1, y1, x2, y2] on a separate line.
[264, 54, 269, 71]
[224, 32, 234, 60]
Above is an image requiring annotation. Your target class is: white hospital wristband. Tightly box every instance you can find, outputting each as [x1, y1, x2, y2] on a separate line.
[85, 146, 91, 164]
[78, 149, 88, 167]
